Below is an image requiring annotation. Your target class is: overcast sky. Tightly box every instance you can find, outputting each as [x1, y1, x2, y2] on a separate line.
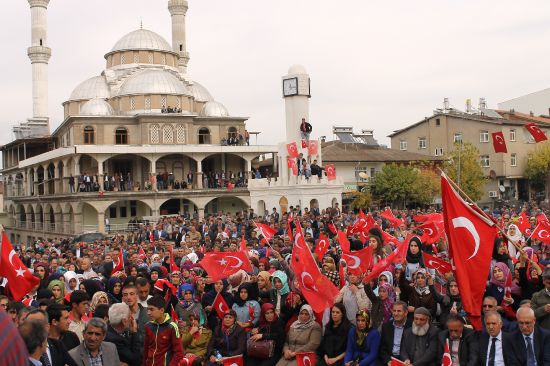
[2, 0, 550, 147]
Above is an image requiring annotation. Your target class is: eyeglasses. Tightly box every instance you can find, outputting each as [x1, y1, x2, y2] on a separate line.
[482, 304, 494, 308]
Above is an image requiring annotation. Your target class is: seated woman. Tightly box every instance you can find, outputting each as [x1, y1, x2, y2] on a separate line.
[205, 310, 246, 366]
[181, 313, 212, 366]
[202, 280, 234, 331]
[275, 304, 322, 366]
[176, 283, 207, 325]
[248, 303, 285, 366]
[232, 282, 261, 333]
[318, 303, 351, 366]
[344, 310, 381, 366]
[257, 271, 272, 304]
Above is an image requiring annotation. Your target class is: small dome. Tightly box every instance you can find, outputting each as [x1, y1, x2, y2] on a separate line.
[288, 64, 307, 75]
[111, 29, 172, 53]
[69, 75, 110, 101]
[118, 69, 189, 96]
[200, 101, 230, 117]
[189, 81, 214, 102]
[80, 98, 114, 116]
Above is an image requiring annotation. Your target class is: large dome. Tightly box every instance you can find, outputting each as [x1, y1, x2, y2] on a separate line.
[189, 81, 214, 102]
[69, 75, 111, 101]
[118, 69, 189, 96]
[111, 29, 172, 53]
[200, 101, 230, 117]
[80, 98, 114, 116]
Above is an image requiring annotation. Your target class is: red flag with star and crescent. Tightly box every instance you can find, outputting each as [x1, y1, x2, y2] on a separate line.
[222, 355, 244, 366]
[414, 213, 443, 224]
[531, 221, 550, 244]
[201, 252, 253, 282]
[341, 245, 374, 275]
[112, 248, 125, 273]
[380, 209, 404, 228]
[422, 252, 452, 274]
[442, 339, 452, 366]
[138, 246, 146, 260]
[516, 211, 531, 235]
[287, 158, 298, 176]
[0, 231, 40, 301]
[212, 292, 231, 319]
[418, 221, 443, 245]
[336, 230, 350, 252]
[287, 142, 299, 158]
[525, 123, 548, 142]
[314, 233, 330, 259]
[296, 352, 316, 366]
[255, 222, 277, 242]
[325, 164, 336, 181]
[307, 140, 319, 156]
[441, 173, 497, 330]
[363, 236, 409, 283]
[492, 132, 507, 153]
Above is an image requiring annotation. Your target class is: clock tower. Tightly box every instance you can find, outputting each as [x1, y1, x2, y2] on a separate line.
[282, 65, 311, 143]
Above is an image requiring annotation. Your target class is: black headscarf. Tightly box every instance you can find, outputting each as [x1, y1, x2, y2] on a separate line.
[406, 236, 424, 265]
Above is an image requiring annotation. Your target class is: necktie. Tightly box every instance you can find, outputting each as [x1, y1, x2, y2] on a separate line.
[40, 352, 52, 366]
[488, 337, 496, 366]
[526, 336, 536, 366]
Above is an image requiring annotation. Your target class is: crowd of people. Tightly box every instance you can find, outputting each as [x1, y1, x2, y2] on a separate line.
[1, 202, 550, 366]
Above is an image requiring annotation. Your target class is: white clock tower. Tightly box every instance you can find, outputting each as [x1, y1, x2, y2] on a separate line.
[282, 64, 311, 143]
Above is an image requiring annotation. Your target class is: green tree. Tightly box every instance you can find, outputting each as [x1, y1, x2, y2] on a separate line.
[525, 141, 550, 192]
[349, 190, 373, 211]
[371, 163, 419, 207]
[443, 142, 485, 202]
[411, 169, 441, 205]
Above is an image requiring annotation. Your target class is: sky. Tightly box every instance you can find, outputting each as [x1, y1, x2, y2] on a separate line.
[2, 0, 550, 148]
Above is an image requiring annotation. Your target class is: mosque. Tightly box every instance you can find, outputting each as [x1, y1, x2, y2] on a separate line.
[1, 0, 343, 243]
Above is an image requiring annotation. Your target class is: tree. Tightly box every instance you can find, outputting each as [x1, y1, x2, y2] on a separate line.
[443, 142, 485, 202]
[525, 141, 550, 193]
[411, 169, 440, 205]
[349, 189, 373, 211]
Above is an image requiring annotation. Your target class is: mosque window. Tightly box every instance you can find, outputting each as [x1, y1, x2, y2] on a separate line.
[115, 127, 128, 144]
[145, 96, 151, 110]
[150, 124, 160, 144]
[148, 52, 154, 63]
[161, 96, 167, 108]
[120, 54, 126, 64]
[198, 127, 211, 144]
[162, 124, 174, 144]
[130, 97, 136, 110]
[133, 52, 139, 63]
[176, 124, 186, 144]
[83, 126, 95, 144]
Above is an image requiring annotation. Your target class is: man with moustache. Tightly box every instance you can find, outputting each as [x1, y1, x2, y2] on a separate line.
[379, 301, 412, 365]
[477, 311, 511, 366]
[400, 307, 438, 366]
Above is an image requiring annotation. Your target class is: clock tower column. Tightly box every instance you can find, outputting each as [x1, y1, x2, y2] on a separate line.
[282, 65, 311, 143]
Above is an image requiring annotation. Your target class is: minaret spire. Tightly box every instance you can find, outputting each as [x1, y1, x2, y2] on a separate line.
[27, 0, 51, 133]
[168, 0, 190, 74]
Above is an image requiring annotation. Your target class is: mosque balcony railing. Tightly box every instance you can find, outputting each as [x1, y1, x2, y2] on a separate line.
[10, 220, 79, 235]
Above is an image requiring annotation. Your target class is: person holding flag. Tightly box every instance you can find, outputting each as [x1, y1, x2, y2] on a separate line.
[335, 270, 371, 326]
[435, 314, 478, 366]
[201, 280, 234, 332]
[205, 309, 246, 366]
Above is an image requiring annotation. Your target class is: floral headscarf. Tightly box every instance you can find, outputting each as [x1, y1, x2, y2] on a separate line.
[379, 282, 395, 323]
[291, 304, 315, 330]
[355, 309, 371, 347]
[90, 291, 109, 313]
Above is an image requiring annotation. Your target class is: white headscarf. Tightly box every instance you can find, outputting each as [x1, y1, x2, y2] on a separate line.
[63, 271, 80, 293]
[291, 304, 316, 330]
[506, 224, 523, 258]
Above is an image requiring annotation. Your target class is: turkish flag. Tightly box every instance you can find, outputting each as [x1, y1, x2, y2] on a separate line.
[414, 213, 443, 223]
[516, 211, 531, 235]
[222, 355, 244, 366]
[240, 236, 248, 253]
[422, 252, 452, 274]
[336, 230, 350, 252]
[169, 246, 179, 273]
[492, 132, 507, 153]
[0, 231, 40, 301]
[341, 245, 374, 275]
[442, 339, 452, 366]
[390, 358, 406, 366]
[227, 181, 234, 190]
[149, 231, 154, 243]
[327, 222, 337, 235]
[537, 212, 549, 224]
[325, 164, 336, 181]
[287, 158, 298, 176]
[201, 252, 253, 281]
[296, 352, 316, 366]
[138, 246, 146, 260]
[170, 304, 180, 322]
[291, 228, 339, 313]
[379, 228, 400, 246]
[255, 222, 277, 242]
[301, 139, 308, 148]
[307, 140, 319, 156]
[418, 221, 442, 244]
[525, 123, 548, 142]
[442, 173, 497, 330]
[350, 210, 375, 235]
[364, 237, 409, 283]
[380, 209, 403, 228]
[314, 233, 330, 259]
[531, 221, 550, 244]
[112, 248, 125, 273]
[287, 142, 299, 158]
[212, 292, 231, 319]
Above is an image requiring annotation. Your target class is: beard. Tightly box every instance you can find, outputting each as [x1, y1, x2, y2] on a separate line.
[412, 323, 430, 336]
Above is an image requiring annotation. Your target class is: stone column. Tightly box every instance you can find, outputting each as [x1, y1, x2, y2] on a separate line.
[26, 213, 33, 229]
[97, 211, 105, 233]
[54, 212, 62, 232]
[54, 161, 60, 194]
[198, 207, 205, 220]
[63, 212, 71, 234]
[73, 212, 82, 234]
[97, 158, 105, 192]
[195, 159, 203, 189]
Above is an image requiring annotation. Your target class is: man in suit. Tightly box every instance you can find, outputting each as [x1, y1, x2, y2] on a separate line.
[19, 319, 48, 366]
[437, 314, 478, 366]
[504, 307, 550, 366]
[69, 318, 120, 366]
[477, 311, 511, 366]
[379, 301, 412, 365]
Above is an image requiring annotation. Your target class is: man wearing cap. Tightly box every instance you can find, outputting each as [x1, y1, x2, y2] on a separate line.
[400, 307, 438, 365]
[531, 268, 550, 330]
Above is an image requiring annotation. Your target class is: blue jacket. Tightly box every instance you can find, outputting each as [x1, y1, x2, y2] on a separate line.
[344, 327, 381, 366]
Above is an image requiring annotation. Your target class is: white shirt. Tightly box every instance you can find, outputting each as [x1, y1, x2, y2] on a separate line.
[486, 332, 505, 366]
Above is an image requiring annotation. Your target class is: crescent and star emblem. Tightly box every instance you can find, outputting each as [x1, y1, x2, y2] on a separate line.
[302, 356, 312, 366]
[8, 250, 17, 266]
[226, 256, 244, 268]
[538, 229, 549, 239]
[452, 216, 480, 260]
[424, 228, 433, 236]
[343, 254, 360, 269]
[300, 272, 318, 292]
[218, 302, 227, 313]
[495, 135, 504, 144]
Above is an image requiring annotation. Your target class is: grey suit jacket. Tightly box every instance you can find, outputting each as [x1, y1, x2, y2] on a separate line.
[69, 341, 120, 366]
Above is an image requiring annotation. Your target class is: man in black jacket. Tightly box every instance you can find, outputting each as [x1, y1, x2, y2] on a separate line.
[436, 315, 478, 366]
[299, 117, 312, 142]
[400, 307, 439, 366]
[379, 301, 411, 365]
[105, 303, 141, 366]
[503, 307, 550, 366]
[477, 311, 512, 366]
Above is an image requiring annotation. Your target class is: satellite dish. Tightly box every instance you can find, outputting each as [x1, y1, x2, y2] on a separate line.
[358, 172, 369, 179]
[499, 185, 506, 192]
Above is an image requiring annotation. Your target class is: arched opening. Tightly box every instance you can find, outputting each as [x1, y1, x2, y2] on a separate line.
[331, 197, 339, 207]
[84, 126, 95, 144]
[115, 127, 128, 144]
[47, 206, 55, 231]
[18, 206, 26, 227]
[103, 154, 151, 192]
[198, 127, 210, 144]
[309, 199, 319, 215]
[257, 200, 266, 214]
[201, 153, 247, 188]
[159, 198, 196, 216]
[205, 197, 247, 216]
[64, 205, 75, 233]
[36, 166, 45, 195]
[154, 154, 198, 189]
[105, 200, 153, 230]
[47, 163, 55, 194]
[15, 173, 23, 196]
[81, 202, 98, 232]
[279, 196, 288, 214]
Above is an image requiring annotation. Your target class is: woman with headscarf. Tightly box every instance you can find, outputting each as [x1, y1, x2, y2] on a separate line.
[364, 281, 395, 329]
[248, 303, 285, 366]
[33, 262, 50, 289]
[181, 313, 212, 366]
[439, 277, 466, 328]
[202, 279, 234, 331]
[89, 291, 109, 315]
[270, 270, 291, 321]
[205, 310, 246, 366]
[335, 272, 371, 326]
[485, 262, 514, 315]
[404, 237, 424, 281]
[63, 271, 80, 294]
[397, 268, 440, 318]
[176, 283, 206, 325]
[80, 278, 103, 299]
[318, 303, 351, 366]
[321, 256, 340, 288]
[257, 271, 272, 304]
[344, 310, 380, 366]
[506, 223, 524, 259]
[47, 279, 65, 304]
[232, 282, 261, 333]
[107, 276, 123, 304]
[275, 304, 322, 366]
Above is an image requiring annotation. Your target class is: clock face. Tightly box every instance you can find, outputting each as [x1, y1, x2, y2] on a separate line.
[283, 78, 298, 97]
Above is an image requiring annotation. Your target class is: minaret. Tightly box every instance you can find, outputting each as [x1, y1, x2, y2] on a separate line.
[27, 0, 51, 128]
[282, 65, 311, 143]
[168, 0, 190, 74]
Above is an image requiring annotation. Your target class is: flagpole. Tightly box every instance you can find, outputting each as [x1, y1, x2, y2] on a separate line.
[437, 168, 527, 257]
